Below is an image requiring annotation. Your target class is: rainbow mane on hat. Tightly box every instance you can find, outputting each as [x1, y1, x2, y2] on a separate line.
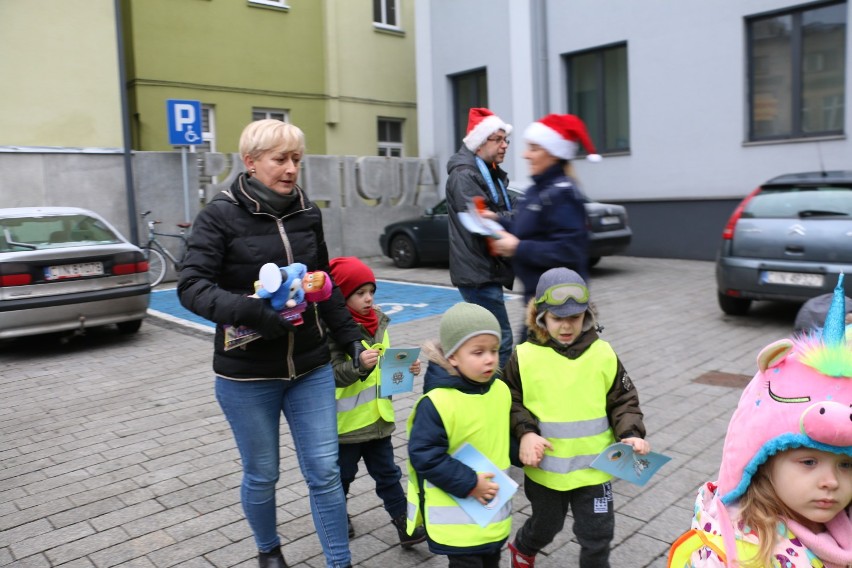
[715, 274, 852, 505]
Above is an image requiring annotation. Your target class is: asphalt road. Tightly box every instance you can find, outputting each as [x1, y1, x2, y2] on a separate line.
[0, 255, 800, 567]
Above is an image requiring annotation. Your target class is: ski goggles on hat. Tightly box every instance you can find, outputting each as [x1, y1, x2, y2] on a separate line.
[535, 282, 589, 306]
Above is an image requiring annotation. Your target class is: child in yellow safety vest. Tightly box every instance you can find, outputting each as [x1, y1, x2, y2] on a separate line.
[407, 302, 513, 567]
[668, 276, 852, 568]
[327, 257, 426, 548]
[502, 267, 650, 568]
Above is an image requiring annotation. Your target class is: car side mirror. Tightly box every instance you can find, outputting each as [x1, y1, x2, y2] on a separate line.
[425, 207, 434, 216]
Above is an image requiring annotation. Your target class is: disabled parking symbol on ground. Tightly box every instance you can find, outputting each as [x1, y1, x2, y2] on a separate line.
[148, 280, 470, 329]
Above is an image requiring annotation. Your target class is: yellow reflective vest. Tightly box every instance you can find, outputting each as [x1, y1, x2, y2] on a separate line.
[517, 340, 617, 491]
[406, 381, 512, 548]
[335, 330, 394, 435]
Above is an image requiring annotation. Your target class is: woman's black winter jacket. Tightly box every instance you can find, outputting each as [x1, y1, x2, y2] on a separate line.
[177, 173, 361, 380]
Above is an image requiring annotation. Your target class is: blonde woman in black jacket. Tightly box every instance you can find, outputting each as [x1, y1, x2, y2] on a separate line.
[178, 120, 362, 568]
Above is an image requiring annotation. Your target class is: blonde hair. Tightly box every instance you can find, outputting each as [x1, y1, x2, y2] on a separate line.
[239, 119, 305, 161]
[736, 457, 800, 568]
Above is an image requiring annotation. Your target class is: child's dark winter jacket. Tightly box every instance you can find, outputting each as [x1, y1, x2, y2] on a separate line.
[406, 343, 512, 556]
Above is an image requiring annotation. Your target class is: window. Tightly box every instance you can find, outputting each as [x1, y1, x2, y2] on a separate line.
[748, 2, 846, 140]
[198, 105, 216, 152]
[373, 0, 398, 29]
[378, 118, 404, 157]
[451, 68, 488, 147]
[196, 105, 217, 192]
[565, 43, 630, 154]
[252, 108, 289, 123]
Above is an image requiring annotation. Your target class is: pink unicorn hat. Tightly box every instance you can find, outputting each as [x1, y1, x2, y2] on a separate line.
[716, 274, 852, 504]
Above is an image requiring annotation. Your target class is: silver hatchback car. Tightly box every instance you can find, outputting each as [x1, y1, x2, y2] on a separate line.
[715, 170, 852, 315]
[0, 207, 150, 339]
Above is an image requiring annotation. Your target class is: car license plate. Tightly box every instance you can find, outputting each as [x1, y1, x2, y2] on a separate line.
[761, 271, 824, 287]
[44, 262, 104, 281]
[600, 215, 621, 226]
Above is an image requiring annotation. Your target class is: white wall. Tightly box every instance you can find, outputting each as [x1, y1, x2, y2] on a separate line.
[418, 0, 852, 202]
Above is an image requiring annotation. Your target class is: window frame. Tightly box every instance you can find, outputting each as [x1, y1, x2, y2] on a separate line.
[746, 1, 847, 141]
[377, 118, 404, 157]
[247, 0, 289, 10]
[373, 0, 401, 31]
[564, 42, 630, 156]
[252, 108, 290, 123]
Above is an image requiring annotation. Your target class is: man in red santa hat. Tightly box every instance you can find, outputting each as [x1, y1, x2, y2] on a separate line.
[445, 107, 516, 372]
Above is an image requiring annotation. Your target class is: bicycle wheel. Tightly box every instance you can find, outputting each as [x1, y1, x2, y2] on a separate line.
[142, 247, 167, 287]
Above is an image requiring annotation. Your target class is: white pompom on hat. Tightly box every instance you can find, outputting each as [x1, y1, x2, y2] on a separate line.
[523, 114, 602, 162]
[462, 108, 513, 152]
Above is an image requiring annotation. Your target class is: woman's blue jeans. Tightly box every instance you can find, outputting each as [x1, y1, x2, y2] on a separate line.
[215, 364, 351, 568]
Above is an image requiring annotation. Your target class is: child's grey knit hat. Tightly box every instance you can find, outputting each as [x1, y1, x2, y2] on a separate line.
[534, 267, 590, 317]
[440, 302, 501, 358]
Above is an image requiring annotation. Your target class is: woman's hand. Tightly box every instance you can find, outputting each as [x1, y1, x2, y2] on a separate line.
[489, 231, 519, 257]
[409, 359, 421, 375]
[519, 432, 553, 467]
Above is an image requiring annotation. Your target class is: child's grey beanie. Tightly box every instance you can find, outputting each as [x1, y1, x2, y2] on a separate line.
[440, 302, 501, 358]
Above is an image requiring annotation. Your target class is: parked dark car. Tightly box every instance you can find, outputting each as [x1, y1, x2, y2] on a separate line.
[379, 187, 632, 269]
[0, 207, 151, 339]
[715, 170, 852, 316]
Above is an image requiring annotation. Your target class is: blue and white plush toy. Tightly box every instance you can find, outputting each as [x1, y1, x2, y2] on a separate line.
[255, 262, 308, 311]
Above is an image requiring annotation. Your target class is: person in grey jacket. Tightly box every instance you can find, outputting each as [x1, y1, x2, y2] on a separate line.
[178, 119, 362, 568]
[446, 107, 516, 369]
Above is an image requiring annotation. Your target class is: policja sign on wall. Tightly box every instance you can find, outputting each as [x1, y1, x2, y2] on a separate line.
[166, 99, 203, 223]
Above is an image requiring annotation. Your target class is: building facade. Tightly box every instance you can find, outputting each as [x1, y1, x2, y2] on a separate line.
[416, 0, 850, 259]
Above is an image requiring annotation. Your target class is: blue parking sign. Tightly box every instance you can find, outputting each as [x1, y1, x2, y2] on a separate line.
[166, 99, 203, 146]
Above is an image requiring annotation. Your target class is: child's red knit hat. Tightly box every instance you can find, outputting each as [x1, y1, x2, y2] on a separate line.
[329, 257, 376, 299]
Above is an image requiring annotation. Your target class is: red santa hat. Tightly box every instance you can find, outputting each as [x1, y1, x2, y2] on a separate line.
[523, 114, 602, 162]
[462, 108, 513, 152]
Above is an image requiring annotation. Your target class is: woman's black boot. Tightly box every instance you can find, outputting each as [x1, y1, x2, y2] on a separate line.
[257, 545, 288, 568]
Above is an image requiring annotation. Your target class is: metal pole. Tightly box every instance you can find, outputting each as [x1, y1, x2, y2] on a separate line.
[114, 0, 139, 244]
[181, 146, 190, 223]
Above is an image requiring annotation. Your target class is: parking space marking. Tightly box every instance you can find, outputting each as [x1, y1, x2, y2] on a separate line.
[148, 280, 517, 329]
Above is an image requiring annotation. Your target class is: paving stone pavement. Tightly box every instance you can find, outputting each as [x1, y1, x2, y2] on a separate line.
[0, 256, 801, 567]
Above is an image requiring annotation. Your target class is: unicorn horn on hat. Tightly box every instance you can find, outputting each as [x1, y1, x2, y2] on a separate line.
[822, 273, 846, 346]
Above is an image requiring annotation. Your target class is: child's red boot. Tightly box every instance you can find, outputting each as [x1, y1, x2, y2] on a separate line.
[508, 540, 536, 568]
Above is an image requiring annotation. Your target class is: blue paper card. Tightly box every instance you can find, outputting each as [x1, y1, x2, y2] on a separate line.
[589, 442, 671, 487]
[378, 347, 420, 397]
[450, 443, 518, 527]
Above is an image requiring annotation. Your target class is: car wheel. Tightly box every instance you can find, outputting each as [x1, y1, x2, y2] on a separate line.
[390, 235, 419, 268]
[117, 319, 143, 334]
[589, 256, 601, 268]
[717, 292, 751, 316]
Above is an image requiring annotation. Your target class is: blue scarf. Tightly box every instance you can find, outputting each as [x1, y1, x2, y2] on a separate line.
[475, 157, 511, 212]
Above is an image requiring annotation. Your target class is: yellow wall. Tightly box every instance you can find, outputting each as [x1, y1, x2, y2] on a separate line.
[0, 0, 123, 148]
[323, 0, 418, 156]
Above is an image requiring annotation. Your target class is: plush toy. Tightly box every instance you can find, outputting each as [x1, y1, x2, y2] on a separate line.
[254, 262, 334, 311]
[303, 270, 333, 303]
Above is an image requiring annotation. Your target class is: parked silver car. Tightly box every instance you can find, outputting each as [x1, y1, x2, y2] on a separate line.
[0, 207, 150, 339]
[715, 171, 852, 315]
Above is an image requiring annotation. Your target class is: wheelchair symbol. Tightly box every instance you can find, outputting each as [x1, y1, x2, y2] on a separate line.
[183, 128, 201, 144]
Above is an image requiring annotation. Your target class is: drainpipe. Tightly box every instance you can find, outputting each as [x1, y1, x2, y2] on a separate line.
[114, 0, 139, 244]
[531, 0, 549, 116]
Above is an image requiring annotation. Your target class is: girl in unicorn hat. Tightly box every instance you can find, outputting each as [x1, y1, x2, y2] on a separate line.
[669, 275, 852, 567]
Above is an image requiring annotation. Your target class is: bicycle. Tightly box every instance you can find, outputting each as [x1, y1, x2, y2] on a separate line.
[140, 210, 191, 287]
